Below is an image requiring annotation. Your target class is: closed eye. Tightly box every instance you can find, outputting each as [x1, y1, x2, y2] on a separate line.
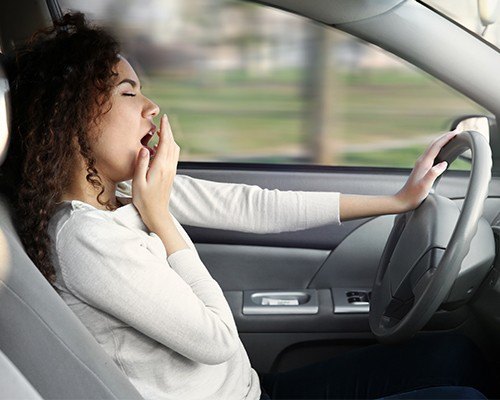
[123, 93, 136, 97]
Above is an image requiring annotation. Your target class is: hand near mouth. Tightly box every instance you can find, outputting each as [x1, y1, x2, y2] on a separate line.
[140, 126, 158, 160]
[132, 113, 180, 232]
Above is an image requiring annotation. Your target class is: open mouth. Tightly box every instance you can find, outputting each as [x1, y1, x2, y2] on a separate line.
[140, 129, 156, 157]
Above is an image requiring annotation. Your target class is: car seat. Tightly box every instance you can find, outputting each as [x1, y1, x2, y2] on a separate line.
[0, 348, 43, 399]
[0, 55, 143, 399]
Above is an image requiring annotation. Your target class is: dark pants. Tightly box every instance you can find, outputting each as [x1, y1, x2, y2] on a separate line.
[258, 333, 499, 399]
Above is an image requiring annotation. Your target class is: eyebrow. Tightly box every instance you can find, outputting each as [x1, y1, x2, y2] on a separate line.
[117, 78, 142, 90]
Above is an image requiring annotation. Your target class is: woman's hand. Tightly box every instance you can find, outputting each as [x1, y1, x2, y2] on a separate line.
[132, 114, 180, 231]
[395, 130, 458, 212]
[339, 130, 458, 222]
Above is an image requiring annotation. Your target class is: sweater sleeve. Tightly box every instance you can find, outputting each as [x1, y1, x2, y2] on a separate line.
[116, 176, 341, 234]
[56, 211, 239, 365]
[169, 175, 341, 233]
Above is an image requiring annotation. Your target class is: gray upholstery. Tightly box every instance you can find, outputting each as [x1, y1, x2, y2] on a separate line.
[0, 196, 143, 399]
[0, 56, 143, 398]
[0, 349, 43, 400]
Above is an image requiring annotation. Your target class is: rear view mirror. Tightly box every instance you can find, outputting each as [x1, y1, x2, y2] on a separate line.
[478, 0, 499, 35]
[451, 115, 491, 162]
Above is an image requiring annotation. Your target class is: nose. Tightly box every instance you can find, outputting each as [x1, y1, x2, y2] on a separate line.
[143, 96, 160, 119]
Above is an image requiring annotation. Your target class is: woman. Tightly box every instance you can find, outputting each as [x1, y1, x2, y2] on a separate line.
[2, 12, 496, 400]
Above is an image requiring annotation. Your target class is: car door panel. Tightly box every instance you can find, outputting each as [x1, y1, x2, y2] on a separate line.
[197, 244, 331, 290]
[178, 164, 500, 373]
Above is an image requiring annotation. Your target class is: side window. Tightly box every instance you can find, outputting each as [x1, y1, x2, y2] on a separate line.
[61, 0, 483, 170]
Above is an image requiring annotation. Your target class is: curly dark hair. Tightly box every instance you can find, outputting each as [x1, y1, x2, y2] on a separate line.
[1, 12, 121, 286]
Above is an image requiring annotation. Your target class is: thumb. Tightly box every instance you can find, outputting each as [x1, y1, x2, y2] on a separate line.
[133, 148, 150, 186]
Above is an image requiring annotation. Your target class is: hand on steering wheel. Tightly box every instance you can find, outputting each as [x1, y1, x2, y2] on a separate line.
[395, 131, 457, 211]
[369, 130, 492, 344]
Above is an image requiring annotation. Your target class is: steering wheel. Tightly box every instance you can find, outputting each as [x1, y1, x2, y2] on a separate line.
[368, 131, 492, 344]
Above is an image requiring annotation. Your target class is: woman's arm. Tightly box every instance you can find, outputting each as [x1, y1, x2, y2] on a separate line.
[116, 131, 456, 231]
[116, 177, 341, 233]
[57, 211, 239, 365]
[168, 175, 341, 233]
[168, 131, 456, 228]
[339, 193, 417, 222]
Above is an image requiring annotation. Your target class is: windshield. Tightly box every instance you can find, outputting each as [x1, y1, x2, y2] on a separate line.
[424, 0, 500, 50]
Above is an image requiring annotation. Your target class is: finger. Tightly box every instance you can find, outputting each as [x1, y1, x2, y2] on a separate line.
[148, 115, 168, 174]
[165, 140, 179, 170]
[421, 131, 458, 162]
[422, 160, 448, 184]
[149, 115, 178, 178]
[163, 113, 174, 138]
[154, 114, 172, 161]
[157, 113, 173, 139]
[426, 131, 457, 154]
[133, 147, 150, 185]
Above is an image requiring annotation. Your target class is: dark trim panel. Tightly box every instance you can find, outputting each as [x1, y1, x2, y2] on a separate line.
[179, 161, 475, 176]
[47, 0, 63, 21]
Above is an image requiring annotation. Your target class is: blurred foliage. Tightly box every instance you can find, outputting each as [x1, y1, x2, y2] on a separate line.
[60, 0, 484, 170]
[143, 67, 481, 170]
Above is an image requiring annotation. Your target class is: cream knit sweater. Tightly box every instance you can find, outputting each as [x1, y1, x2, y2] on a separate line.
[48, 174, 340, 400]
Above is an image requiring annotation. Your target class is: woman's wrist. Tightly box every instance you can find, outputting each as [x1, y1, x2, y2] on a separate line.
[147, 212, 190, 257]
[393, 190, 419, 213]
[339, 193, 414, 221]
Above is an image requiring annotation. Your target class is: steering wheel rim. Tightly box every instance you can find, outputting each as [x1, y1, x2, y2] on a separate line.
[368, 131, 492, 344]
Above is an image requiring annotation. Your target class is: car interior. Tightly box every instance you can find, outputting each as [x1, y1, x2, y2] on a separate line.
[2, 0, 500, 399]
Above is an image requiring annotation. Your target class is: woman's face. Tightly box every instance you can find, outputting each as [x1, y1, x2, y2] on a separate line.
[90, 57, 160, 183]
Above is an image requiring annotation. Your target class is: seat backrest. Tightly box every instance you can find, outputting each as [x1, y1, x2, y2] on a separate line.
[0, 348, 43, 400]
[0, 56, 143, 399]
[0, 196, 144, 400]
